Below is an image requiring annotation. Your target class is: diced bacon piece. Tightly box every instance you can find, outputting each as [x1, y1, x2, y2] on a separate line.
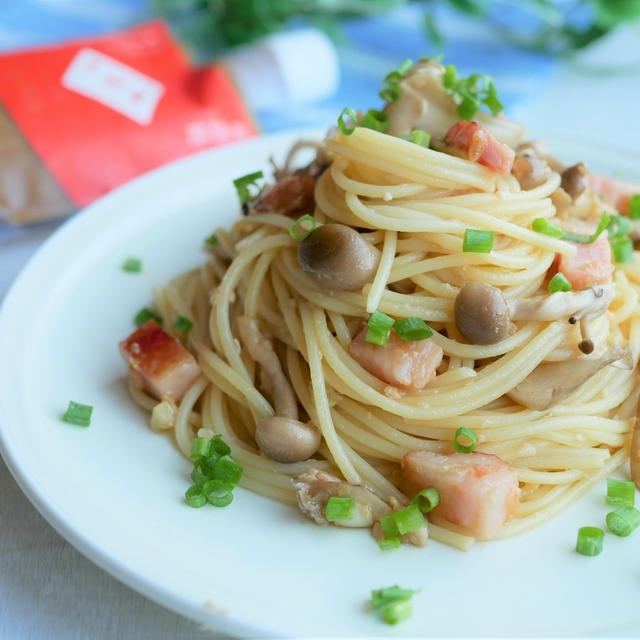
[444, 120, 515, 175]
[348, 326, 443, 391]
[400, 450, 520, 539]
[119, 320, 200, 402]
[554, 219, 614, 290]
[588, 174, 640, 215]
[255, 172, 316, 218]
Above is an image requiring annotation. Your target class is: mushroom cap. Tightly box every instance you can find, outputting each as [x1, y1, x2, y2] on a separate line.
[297, 223, 380, 291]
[454, 281, 511, 345]
[255, 416, 321, 463]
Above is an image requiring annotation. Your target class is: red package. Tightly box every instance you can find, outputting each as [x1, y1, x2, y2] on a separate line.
[0, 20, 257, 224]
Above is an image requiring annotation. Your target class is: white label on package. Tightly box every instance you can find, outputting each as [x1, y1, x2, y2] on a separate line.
[61, 48, 165, 126]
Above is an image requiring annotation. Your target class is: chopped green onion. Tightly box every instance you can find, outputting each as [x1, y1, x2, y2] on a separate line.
[548, 272, 572, 293]
[394, 317, 433, 341]
[190, 436, 212, 460]
[210, 434, 231, 456]
[325, 496, 356, 522]
[288, 214, 316, 241]
[371, 585, 416, 610]
[575, 526, 604, 556]
[379, 513, 401, 539]
[202, 479, 234, 507]
[409, 129, 431, 147]
[379, 59, 413, 103]
[606, 506, 640, 537]
[371, 585, 417, 625]
[377, 537, 401, 551]
[134, 307, 163, 327]
[463, 229, 494, 253]
[360, 109, 389, 133]
[185, 485, 207, 508]
[442, 65, 503, 120]
[204, 232, 218, 246]
[212, 454, 244, 485]
[607, 215, 630, 237]
[532, 217, 563, 238]
[562, 212, 612, 244]
[453, 427, 478, 453]
[62, 400, 93, 427]
[190, 467, 208, 486]
[380, 504, 424, 537]
[607, 477, 636, 507]
[337, 107, 358, 135]
[380, 599, 413, 625]
[186, 435, 241, 510]
[396, 58, 413, 76]
[173, 315, 193, 334]
[411, 487, 440, 513]
[610, 235, 634, 263]
[121, 257, 142, 272]
[365, 310, 395, 347]
[233, 170, 263, 205]
[629, 194, 640, 219]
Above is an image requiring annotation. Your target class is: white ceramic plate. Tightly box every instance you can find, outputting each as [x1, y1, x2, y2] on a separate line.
[1, 131, 639, 638]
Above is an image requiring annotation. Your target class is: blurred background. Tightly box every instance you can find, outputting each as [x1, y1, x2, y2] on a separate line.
[1, 1, 639, 638]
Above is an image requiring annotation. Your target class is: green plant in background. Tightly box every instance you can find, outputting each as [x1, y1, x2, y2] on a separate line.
[154, 0, 640, 58]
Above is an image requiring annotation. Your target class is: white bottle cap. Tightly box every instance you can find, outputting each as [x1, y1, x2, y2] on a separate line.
[224, 28, 340, 111]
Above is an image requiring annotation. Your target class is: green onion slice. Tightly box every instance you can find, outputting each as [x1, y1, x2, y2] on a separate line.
[233, 170, 263, 205]
[442, 65, 503, 120]
[185, 485, 207, 508]
[606, 506, 640, 537]
[121, 257, 142, 272]
[453, 427, 478, 453]
[173, 315, 193, 334]
[606, 477, 635, 507]
[532, 218, 563, 238]
[213, 454, 244, 485]
[202, 479, 234, 507]
[134, 307, 163, 327]
[409, 128, 431, 147]
[377, 537, 401, 551]
[411, 487, 441, 513]
[371, 585, 417, 625]
[547, 272, 572, 293]
[325, 496, 356, 522]
[365, 310, 395, 347]
[575, 526, 604, 556]
[610, 235, 634, 263]
[463, 229, 494, 253]
[629, 194, 640, 220]
[204, 232, 218, 246]
[607, 214, 630, 237]
[337, 107, 358, 135]
[394, 317, 433, 341]
[379, 504, 424, 537]
[381, 599, 413, 625]
[288, 214, 317, 241]
[62, 400, 93, 427]
[360, 109, 389, 134]
[190, 436, 212, 460]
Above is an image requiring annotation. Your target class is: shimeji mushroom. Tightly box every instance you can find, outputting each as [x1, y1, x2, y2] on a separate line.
[454, 281, 615, 353]
[237, 316, 321, 463]
[297, 223, 381, 291]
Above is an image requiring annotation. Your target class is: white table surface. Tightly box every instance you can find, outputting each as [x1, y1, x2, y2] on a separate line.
[1, 27, 640, 639]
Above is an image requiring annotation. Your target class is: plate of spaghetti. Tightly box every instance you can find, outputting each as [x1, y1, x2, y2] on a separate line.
[1, 59, 639, 637]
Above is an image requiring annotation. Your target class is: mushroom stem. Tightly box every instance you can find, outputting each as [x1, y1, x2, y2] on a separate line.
[578, 318, 594, 355]
[237, 316, 298, 420]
